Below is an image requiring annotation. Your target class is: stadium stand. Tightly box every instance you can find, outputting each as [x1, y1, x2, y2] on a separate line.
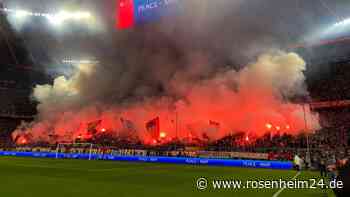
[0, 4, 47, 144]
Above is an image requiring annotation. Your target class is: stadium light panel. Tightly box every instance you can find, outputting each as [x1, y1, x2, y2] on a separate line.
[2, 7, 93, 26]
[15, 9, 30, 18]
[46, 15, 64, 26]
[62, 59, 99, 64]
[72, 12, 92, 20]
[335, 19, 350, 27]
[47, 11, 92, 26]
[47, 11, 70, 26]
[57, 11, 70, 20]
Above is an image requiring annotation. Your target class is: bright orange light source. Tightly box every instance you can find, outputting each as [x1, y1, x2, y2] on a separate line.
[276, 126, 281, 130]
[286, 125, 290, 129]
[152, 139, 157, 144]
[245, 136, 249, 141]
[265, 123, 272, 130]
[20, 138, 27, 144]
[159, 132, 167, 138]
[101, 128, 106, 132]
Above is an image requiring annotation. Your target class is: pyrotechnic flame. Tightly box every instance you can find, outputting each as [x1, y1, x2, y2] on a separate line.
[12, 51, 320, 144]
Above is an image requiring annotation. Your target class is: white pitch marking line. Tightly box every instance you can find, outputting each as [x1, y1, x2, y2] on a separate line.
[272, 171, 301, 197]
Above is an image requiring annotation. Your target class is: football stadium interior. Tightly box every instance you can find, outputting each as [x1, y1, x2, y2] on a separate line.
[0, 0, 350, 197]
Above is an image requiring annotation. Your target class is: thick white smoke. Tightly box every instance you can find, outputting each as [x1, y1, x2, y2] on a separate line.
[12, 51, 320, 143]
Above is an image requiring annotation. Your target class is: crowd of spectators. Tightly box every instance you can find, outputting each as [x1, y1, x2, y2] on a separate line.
[1, 127, 348, 165]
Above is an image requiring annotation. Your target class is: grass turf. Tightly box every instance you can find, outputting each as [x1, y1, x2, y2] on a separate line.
[0, 156, 335, 197]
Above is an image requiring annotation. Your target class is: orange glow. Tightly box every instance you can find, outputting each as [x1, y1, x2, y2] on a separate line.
[265, 123, 273, 130]
[286, 125, 290, 129]
[159, 132, 167, 138]
[245, 136, 249, 141]
[275, 126, 281, 131]
[20, 138, 27, 144]
[101, 128, 106, 132]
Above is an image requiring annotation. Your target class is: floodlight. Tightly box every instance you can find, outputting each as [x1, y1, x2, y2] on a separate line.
[15, 9, 29, 18]
[335, 18, 350, 27]
[46, 15, 64, 26]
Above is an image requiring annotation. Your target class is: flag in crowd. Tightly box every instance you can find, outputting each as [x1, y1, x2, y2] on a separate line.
[209, 120, 220, 127]
[146, 117, 160, 139]
[208, 120, 220, 132]
[87, 119, 102, 134]
[120, 117, 136, 132]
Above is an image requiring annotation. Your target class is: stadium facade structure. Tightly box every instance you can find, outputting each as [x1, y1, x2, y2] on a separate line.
[0, 3, 47, 144]
[296, 40, 350, 146]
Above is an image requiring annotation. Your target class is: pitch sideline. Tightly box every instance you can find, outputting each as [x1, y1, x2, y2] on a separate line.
[272, 171, 301, 197]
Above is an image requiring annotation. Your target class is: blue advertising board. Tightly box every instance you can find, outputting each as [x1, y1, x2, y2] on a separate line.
[0, 151, 293, 170]
[133, 0, 180, 23]
[117, 0, 181, 29]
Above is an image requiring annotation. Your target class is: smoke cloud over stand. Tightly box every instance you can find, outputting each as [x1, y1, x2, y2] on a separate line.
[13, 51, 319, 143]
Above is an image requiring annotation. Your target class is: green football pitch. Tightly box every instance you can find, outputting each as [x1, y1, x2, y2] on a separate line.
[0, 156, 335, 197]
